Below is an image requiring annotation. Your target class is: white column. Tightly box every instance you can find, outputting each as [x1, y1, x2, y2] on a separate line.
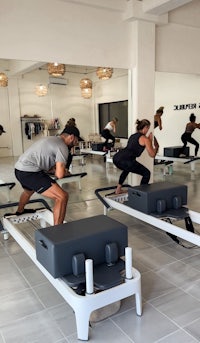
[128, 20, 156, 186]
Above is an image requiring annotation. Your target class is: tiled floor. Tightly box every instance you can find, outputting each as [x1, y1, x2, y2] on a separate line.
[1, 155, 200, 342]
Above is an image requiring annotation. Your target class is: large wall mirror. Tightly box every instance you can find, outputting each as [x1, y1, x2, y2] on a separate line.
[0, 59, 128, 157]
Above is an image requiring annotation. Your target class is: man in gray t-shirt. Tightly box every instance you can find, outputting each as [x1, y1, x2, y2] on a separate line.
[15, 126, 80, 225]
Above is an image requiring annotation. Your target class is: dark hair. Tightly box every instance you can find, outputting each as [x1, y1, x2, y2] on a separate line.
[66, 118, 76, 127]
[156, 106, 164, 114]
[0, 125, 6, 133]
[136, 119, 150, 131]
[61, 125, 80, 138]
[190, 113, 196, 122]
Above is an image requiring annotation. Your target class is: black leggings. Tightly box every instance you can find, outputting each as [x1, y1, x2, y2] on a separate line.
[181, 132, 199, 156]
[113, 157, 150, 185]
[101, 129, 115, 148]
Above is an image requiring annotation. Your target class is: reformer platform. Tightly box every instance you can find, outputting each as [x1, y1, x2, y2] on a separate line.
[0, 179, 16, 202]
[0, 200, 142, 341]
[95, 182, 200, 247]
[155, 154, 200, 173]
[49, 172, 87, 190]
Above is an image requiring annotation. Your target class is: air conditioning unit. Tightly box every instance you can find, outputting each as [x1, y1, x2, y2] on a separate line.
[49, 77, 68, 86]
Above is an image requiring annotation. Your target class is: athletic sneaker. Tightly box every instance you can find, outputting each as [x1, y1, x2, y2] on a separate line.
[179, 154, 186, 157]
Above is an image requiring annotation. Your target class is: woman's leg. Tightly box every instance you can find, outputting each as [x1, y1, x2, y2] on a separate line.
[125, 160, 150, 184]
[116, 170, 129, 194]
[187, 137, 199, 156]
[180, 133, 188, 155]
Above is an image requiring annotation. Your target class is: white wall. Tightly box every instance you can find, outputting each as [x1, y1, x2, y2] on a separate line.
[0, 0, 133, 69]
[155, 72, 200, 156]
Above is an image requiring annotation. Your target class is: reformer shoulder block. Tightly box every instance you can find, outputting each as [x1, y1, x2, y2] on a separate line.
[127, 182, 187, 215]
[164, 146, 189, 157]
[35, 215, 127, 278]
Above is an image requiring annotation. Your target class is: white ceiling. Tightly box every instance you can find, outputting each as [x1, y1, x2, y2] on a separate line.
[0, 0, 198, 77]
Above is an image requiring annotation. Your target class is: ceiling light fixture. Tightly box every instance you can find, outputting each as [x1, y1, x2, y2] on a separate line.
[80, 78, 92, 99]
[96, 67, 113, 80]
[47, 63, 65, 77]
[35, 84, 48, 97]
[0, 72, 8, 87]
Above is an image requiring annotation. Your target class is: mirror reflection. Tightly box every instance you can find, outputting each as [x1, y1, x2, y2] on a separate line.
[0, 59, 128, 157]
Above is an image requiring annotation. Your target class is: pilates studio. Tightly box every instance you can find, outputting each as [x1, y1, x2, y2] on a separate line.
[1, 1, 200, 342]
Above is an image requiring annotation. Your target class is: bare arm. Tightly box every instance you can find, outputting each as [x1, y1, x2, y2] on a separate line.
[55, 161, 68, 179]
[111, 121, 116, 133]
[158, 117, 162, 130]
[154, 114, 162, 130]
[140, 133, 159, 158]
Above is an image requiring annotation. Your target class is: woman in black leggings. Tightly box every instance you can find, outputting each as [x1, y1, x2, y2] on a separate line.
[180, 113, 200, 157]
[113, 119, 159, 194]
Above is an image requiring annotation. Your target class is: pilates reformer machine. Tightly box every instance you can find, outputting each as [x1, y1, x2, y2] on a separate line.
[155, 154, 200, 174]
[95, 182, 200, 247]
[0, 199, 142, 341]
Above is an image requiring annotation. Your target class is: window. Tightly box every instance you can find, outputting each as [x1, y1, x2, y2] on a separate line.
[98, 100, 128, 138]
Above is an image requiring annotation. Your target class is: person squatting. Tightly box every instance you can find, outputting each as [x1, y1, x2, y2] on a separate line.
[113, 119, 159, 194]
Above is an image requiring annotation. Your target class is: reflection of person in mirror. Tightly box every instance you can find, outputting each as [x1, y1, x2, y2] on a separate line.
[101, 117, 118, 150]
[154, 106, 164, 131]
[179, 113, 200, 157]
[63, 117, 83, 169]
[0, 125, 6, 135]
[14, 126, 80, 225]
[154, 106, 164, 152]
[113, 119, 159, 194]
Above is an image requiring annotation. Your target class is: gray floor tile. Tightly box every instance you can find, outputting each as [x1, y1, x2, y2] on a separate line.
[67, 319, 133, 342]
[158, 241, 200, 260]
[182, 253, 200, 271]
[0, 288, 44, 325]
[184, 317, 200, 342]
[33, 282, 65, 308]
[1, 311, 64, 343]
[112, 303, 178, 343]
[150, 289, 200, 327]
[155, 329, 199, 342]
[141, 270, 177, 301]
[133, 246, 176, 271]
[156, 260, 200, 291]
[47, 303, 77, 337]
[20, 263, 49, 286]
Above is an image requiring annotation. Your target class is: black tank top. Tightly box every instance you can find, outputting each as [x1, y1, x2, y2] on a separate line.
[154, 121, 159, 129]
[117, 132, 145, 160]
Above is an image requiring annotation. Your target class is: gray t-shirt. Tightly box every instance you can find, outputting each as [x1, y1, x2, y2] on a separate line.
[15, 136, 69, 172]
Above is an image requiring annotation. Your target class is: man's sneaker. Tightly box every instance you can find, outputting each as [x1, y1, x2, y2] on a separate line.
[179, 154, 186, 157]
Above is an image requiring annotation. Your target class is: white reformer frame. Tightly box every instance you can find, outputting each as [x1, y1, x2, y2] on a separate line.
[99, 192, 200, 246]
[155, 154, 199, 172]
[1, 207, 142, 341]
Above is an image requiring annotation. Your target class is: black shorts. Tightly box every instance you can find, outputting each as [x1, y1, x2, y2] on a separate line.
[15, 169, 56, 194]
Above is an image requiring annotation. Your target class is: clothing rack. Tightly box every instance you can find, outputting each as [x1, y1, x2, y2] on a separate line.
[20, 117, 46, 152]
